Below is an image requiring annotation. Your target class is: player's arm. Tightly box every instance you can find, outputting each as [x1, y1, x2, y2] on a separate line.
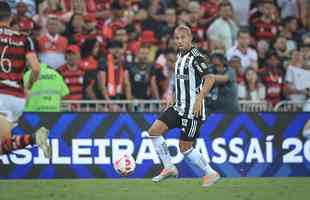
[193, 55, 215, 117]
[194, 55, 215, 97]
[26, 53, 40, 89]
[199, 75, 216, 97]
[25, 37, 40, 90]
[193, 77, 215, 117]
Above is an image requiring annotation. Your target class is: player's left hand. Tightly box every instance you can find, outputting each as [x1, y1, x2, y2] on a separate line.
[193, 94, 204, 117]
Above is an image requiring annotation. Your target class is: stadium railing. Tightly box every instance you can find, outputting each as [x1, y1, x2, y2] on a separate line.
[61, 100, 282, 112]
[273, 100, 307, 112]
[61, 100, 168, 112]
[238, 100, 273, 112]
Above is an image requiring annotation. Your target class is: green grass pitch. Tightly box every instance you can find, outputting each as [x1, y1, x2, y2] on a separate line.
[1, 178, 310, 200]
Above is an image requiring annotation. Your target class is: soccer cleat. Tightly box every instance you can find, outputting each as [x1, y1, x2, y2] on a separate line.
[202, 172, 220, 188]
[35, 127, 51, 158]
[152, 166, 178, 182]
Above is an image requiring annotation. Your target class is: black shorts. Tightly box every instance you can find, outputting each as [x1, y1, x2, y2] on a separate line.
[158, 107, 203, 141]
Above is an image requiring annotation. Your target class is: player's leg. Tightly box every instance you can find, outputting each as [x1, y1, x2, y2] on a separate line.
[0, 114, 12, 155]
[0, 94, 51, 157]
[146, 107, 179, 182]
[0, 115, 31, 154]
[0, 115, 51, 157]
[179, 118, 220, 188]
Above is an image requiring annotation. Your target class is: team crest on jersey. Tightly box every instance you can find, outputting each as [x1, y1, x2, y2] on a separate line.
[201, 63, 208, 69]
[181, 118, 188, 126]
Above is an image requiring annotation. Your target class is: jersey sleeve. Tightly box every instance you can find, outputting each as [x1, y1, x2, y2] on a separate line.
[193, 55, 210, 76]
[24, 36, 36, 54]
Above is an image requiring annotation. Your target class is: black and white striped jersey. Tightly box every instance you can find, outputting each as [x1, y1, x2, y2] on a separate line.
[173, 47, 210, 120]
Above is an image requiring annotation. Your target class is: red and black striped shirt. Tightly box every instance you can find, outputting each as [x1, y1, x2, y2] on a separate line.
[252, 19, 278, 41]
[0, 26, 35, 97]
[57, 64, 85, 100]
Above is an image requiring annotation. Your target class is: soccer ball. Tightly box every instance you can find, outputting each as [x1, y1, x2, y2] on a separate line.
[113, 154, 136, 176]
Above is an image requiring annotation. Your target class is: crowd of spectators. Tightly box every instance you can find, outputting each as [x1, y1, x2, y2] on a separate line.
[7, 0, 310, 106]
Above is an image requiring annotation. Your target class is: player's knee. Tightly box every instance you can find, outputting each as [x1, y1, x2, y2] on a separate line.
[147, 126, 162, 137]
[147, 126, 157, 136]
[179, 141, 193, 153]
[147, 120, 168, 137]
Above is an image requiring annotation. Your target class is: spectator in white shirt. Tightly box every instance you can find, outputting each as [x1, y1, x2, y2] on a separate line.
[285, 49, 310, 101]
[244, 67, 266, 101]
[207, 1, 238, 52]
[227, 29, 258, 70]
[277, 0, 306, 26]
[229, 0, 251, 27]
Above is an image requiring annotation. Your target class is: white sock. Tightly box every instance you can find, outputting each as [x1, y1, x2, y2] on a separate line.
[151, 136, 174, 169]
[184, 148, 216, 176]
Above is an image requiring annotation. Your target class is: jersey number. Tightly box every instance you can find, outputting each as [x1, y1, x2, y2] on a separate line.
[0, 46, 12, 73]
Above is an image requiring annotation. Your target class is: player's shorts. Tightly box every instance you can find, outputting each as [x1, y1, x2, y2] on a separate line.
[0, 94, 25, 123]
[158, 107, 203, 141]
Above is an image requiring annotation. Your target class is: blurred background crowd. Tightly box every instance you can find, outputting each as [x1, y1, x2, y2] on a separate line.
[6, 0, 310, 109]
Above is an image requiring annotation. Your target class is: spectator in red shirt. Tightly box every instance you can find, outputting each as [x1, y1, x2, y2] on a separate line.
[83, 14, 98, 36]
[137, 30, 159, 64]
[80, 39, 100, 100]
[201, 0, 220, 27]
[80, 39, 100, 71]
[83, 14, 105, 46]
[37, 16, 68, 69]
[60, 0, 97, 15]
[94, 0, 112, 21]
[58, 45, 85, 100]
[259, 51, 285, 105]
[10, 1, 34, 34]
[250, 1, 278, 41]
[64, 14, 85, 44]
[101, 2, 128, 40]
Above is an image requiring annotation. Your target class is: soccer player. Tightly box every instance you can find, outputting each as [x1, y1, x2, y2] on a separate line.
[0, 2, 50, 157]
[146, 25, 220, 188]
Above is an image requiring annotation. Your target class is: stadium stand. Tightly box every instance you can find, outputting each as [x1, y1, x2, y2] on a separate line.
[5, 0, 310, 112]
